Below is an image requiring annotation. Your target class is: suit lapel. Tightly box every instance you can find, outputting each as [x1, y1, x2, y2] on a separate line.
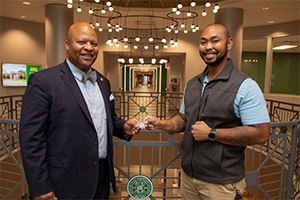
[59, 61, 94, 126]
[95, 72, 112, 118]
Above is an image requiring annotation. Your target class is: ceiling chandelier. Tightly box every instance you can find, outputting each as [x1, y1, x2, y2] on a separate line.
[66, 0, 221, 64]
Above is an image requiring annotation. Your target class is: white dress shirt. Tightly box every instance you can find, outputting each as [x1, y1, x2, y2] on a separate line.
[67, 59, 108, 159]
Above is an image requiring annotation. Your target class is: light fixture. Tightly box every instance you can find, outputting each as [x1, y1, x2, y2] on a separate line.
[67, 0, 73, 3]
[190, 0, 196, 7]
[77, 6, 82, 12]
[151, 58, 156, 64]
[177, 2, 183, 9]
[214, 4, 220, 10]
[129, 58, 134, 64]
[23, 1, 31, 5]
[67, 4, 72, 8]
[124, 43, 128, 48]
[106, 0, 112, 7]
[174, 40, 178, 47]
[205, 1, 211, 8]
[273, 45, 298, 50]
[213, 9, 218, 13]
[262, 6, 270, 10]
[75, 0, 212, 64]
[115, 43, 119, 47]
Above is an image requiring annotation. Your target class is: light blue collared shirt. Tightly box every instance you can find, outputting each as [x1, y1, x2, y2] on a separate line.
[67, 59, 108, 159]
[179, 74, 270, 125]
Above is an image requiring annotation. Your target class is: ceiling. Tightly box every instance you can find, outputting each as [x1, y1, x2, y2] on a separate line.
[0, 0, 299, 28]
[0, 0, 299, 56]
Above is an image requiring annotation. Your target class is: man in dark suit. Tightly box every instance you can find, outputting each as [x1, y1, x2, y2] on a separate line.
[19, 22, 140, 200]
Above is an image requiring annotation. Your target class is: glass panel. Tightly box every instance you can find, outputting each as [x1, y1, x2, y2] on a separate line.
[271, 35, 300, 95]
[241, 38, 267, 92]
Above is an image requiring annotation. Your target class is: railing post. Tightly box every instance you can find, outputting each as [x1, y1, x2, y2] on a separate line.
[285, 122, 299, 199]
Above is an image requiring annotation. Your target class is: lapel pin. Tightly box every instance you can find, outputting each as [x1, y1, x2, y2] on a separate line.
[100, 78, 103, 81]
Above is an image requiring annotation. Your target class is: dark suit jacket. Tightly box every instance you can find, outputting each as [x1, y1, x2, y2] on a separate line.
[19, 60, 130, 199]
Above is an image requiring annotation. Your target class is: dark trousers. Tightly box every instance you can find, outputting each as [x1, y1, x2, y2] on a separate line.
[93, 158, 110, 200]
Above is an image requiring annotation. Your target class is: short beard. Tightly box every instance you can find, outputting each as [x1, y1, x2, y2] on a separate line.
[202, 52, 226, 67]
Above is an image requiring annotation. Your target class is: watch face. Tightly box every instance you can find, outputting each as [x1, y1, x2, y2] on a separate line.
[208, 131, 216, 141]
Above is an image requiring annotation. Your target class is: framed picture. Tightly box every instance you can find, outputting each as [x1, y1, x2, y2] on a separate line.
[2, 62, 42, 87]
[170, 77, 179, 84]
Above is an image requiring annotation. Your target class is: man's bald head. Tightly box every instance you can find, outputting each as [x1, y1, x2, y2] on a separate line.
[67, 22, 96, 41]
[203, 23, 231, 39]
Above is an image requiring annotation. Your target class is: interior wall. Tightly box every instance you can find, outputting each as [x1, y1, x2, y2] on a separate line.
[169, 55, 185, 92]
[0, 17, 46, 97]
[243, 20, 300, 104]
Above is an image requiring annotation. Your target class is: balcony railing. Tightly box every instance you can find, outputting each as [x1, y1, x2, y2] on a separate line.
[0, 94, 299, 199]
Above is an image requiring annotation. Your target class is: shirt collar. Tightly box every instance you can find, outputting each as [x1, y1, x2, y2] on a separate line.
[66, 59, 92, 81]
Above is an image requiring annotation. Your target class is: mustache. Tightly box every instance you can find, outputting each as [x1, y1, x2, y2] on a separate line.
[203, 50, 218, 54]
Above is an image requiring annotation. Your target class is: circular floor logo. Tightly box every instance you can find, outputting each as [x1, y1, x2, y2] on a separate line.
[127, 174, 153, 200]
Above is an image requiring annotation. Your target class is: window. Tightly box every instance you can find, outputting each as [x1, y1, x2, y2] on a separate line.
[271, 35, 300, 95]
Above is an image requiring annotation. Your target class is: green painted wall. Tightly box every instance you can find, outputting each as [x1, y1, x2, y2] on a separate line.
[241, 52, 300, 95]
[161, 64, 167, 92]
[241, 52, 266, 92]
[271, 52, 300, 95]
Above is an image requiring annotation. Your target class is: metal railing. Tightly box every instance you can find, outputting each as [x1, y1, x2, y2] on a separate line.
[0, 94, 300, 199]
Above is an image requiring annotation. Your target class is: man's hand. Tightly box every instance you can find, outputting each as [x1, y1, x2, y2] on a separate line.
[143, 115, 161, 130]
[34, 191, 57, 200]
[191, 121, 211, 142]
[124, 117, 140, 135]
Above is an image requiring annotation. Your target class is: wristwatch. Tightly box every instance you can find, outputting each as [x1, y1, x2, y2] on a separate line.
[208, 128, 216, 141]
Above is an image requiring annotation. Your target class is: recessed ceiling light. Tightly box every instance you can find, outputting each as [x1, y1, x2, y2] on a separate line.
[273, 45, 297, 50]
[262, 6, 269, 10]
[20, 16, 26, 19]
[23, 1, 31, 5]
[268, 20, 274, 24]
